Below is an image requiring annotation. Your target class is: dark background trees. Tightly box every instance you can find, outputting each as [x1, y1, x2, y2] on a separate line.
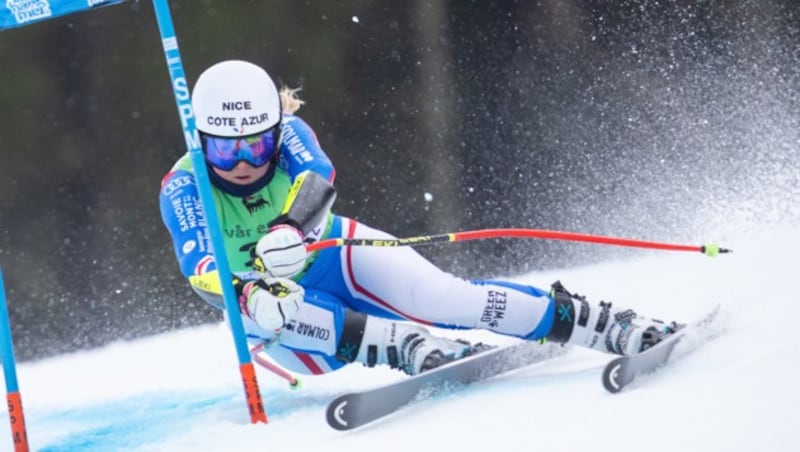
[1, 0, 798, 360]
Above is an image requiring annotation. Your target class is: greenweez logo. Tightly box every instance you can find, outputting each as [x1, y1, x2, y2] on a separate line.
[481, 290, 508, 328]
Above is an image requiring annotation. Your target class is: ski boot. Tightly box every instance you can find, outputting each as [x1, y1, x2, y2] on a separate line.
[546, 281, 682, 355]
[336, 311, 485, 375]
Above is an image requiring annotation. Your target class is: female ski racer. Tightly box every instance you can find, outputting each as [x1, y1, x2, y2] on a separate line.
[159, 60, 680, 377]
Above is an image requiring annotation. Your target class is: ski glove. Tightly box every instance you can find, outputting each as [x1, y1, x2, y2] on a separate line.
[239, 277, 303, 332]
[252, 225, 308, 278]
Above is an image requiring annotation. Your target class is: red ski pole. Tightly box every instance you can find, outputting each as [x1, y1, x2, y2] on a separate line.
[307, 228, 731, 256]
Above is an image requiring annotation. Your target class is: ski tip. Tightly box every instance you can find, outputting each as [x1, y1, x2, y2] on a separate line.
[602, 357, 626, 394]
[326, 395, 353, 431]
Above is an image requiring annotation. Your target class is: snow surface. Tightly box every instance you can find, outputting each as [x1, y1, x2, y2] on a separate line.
[2, 226, 799, 452]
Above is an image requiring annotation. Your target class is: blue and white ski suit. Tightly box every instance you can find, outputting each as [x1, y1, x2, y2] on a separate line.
[160, 114, 556, 375]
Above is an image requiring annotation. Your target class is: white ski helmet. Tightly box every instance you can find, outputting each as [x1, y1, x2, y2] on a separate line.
[192, 60, 281, 137]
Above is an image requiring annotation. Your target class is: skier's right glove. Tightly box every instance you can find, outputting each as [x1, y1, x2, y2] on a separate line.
[239, 277, 303, 332]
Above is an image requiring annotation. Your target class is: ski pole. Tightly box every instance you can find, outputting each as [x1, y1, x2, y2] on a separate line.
[306, 228, 731, 257]
[250, 344, 301, 389]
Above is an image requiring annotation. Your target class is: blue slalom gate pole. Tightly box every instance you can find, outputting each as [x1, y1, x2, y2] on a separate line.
[150, 0, 267, 423]
[2, 0, 266, 426]
[2, 2, 130, 449]
[0, 266, 29, 451]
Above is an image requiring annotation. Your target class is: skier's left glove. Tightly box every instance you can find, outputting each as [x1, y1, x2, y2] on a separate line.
[239, 277, 303, 332]
[252, 225, 308, 278]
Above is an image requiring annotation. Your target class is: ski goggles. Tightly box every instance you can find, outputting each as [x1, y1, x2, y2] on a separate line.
[202, 126, 281, 171]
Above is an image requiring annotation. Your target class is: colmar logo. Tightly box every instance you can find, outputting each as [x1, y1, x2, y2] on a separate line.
[294, 322, 331, 340]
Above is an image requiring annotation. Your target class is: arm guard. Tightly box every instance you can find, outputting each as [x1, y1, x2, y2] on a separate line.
[269, 170, 336, 236]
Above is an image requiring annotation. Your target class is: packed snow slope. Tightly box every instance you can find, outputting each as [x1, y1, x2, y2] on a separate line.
[2, 225, 798, 452]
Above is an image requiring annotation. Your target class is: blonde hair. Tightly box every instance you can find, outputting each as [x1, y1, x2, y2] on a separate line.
[279, 86, 305, 114]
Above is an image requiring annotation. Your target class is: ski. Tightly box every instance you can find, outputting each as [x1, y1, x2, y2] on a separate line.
[326, 341, 567, 430]
[602, 305, 722, 393]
